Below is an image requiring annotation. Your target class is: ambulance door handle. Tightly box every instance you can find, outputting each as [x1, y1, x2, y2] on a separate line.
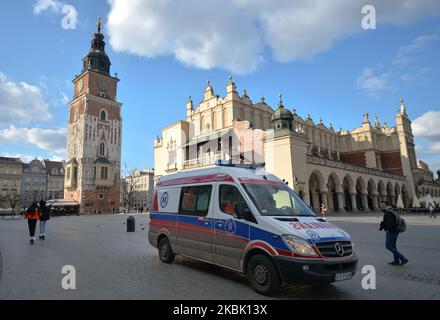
[216, 221, 224, 227]
[203, 219, 210, 225]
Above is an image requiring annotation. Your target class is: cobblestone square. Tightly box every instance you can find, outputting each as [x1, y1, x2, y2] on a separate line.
[1, 213, 439, 300]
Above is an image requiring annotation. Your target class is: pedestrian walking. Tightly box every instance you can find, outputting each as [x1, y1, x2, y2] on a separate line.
[38, 200, 51, 240]
[429, 203, 436, 219]
[320, 203, 327, 219]
[379, 200, 408, 266]
[25, 201, 41, 245]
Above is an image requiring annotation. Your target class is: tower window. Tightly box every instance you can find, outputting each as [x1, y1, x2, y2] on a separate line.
[100, 110, 107, 121]
[101, 167, 108, 180]
[100, 143, 105, 156]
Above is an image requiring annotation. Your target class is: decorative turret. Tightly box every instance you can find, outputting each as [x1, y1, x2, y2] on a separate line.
[186, 95, 193, 111]
[363, 112, 370, 124]
[204, 80, 214, 100]
[226, 75, 237, 94]
[271, 94, 293, 133]
[399, 98, 407, 117]
[374, 115, 381, 129]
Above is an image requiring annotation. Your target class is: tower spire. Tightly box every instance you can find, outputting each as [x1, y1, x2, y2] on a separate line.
[97, 16, 102, 34]
[278, 93, 284, 108]
[82, 19, 111, 75]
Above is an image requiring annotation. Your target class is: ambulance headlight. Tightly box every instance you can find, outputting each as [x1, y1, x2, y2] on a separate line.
[282, 235, 318, 257]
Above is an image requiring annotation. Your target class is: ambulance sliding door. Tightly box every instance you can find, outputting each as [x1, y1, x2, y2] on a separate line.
[177, 184, 214, 262]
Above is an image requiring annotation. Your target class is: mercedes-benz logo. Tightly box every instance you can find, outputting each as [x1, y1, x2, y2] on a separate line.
[334, 242, 345, 256]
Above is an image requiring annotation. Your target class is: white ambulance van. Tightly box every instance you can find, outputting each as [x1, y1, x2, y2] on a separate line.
[148, 164, 358, 296]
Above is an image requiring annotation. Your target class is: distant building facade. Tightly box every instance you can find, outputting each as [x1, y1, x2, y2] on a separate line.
[0, 157, 22, 210]
[123, 169, 155, 211]
[154, 79, 440, 212]
[0, 157, 65, 210]
[20, 159, 48, 207]
[64, 19, 122, 214]
[43, 160, 65, 200]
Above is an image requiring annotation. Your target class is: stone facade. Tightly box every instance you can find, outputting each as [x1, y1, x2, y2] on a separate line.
[154, 79, 440, 212]
[0, 157, 22, 210]
[64, 22, 122, 214]
[43, 160, 65, 200]
[20, 159, 47, 208]
[123, 169, 155, 211]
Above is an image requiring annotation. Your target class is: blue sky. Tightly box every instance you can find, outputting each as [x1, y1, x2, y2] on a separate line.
[0, 0, 439, 173]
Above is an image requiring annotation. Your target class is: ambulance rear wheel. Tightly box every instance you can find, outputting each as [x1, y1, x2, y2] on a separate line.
[248, 254, 281, 296]
[158, 237, 175, 264]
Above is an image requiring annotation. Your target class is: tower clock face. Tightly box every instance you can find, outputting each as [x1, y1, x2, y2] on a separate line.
[98, 78, 109, 92]
[76, 78, 84, 93]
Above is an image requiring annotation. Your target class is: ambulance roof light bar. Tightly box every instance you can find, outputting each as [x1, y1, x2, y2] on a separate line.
[215, 160, 266, 170]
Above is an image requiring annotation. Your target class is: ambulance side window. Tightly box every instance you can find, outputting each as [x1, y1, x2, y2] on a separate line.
[219, 185, 247, 215]
[178, 185, 212, 216]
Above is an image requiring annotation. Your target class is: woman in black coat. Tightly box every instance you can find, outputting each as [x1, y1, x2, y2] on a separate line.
[39, 200, 51, 240]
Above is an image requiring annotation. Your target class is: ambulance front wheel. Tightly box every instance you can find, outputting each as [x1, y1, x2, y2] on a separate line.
[247, 254, 281, 296]
[158, 237, 175, 264]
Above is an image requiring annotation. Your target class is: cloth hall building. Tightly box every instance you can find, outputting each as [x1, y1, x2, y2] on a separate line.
[154, 79, 440, 213]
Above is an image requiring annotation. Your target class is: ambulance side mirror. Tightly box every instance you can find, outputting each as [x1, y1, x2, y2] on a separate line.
[234, 202, 251, 221]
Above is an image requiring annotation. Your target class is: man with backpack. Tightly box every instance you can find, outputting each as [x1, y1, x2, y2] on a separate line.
[379, 200, 408, 266]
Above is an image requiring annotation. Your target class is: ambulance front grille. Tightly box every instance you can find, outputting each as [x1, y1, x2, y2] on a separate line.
[315, 241, 352, 258]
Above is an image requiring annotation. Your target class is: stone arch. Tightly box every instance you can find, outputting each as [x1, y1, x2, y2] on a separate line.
[367, 179, 378, 211]
[309, 170, 326, 213]
[355, 176, 367, 211]
[401, 184, 410, 208]
[342, 174, 355, 212]
[377, 180, 386, 203]
[395, 183, 401, 199]
[386, 181, 395, 207]
[395, 183, 402, 208]
[327, 172, 341, 212]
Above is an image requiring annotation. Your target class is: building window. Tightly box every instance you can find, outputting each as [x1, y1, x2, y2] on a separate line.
[66, 168, 71, 180]
[73, 167, 78, 180]
[100, 110, 107, 121]
[167, 139, 176, 166]
[100, 143, 105, 156]
[101, 167, 108, 180]
[99, 193, 104, 200]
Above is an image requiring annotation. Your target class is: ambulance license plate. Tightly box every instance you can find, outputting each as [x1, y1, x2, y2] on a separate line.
[334, 272, 352, 281]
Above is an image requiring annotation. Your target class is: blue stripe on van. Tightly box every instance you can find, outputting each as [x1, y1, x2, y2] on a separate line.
[150, 212, 350, 250]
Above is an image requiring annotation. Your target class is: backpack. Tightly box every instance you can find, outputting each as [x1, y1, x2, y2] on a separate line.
[395, 213, 406, 233]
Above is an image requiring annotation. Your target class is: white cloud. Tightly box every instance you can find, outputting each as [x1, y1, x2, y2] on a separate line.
[401, 66, 431, 82]
[106, 0, 440, 73]
[0, 125, 66, 155]
[0, 72, 52, 125]
[413, 110, 440, 140]
[356, 66, 394, 99]
[413, 110, 440, 173]
[33, 0, 63, 14]
[357, 32, 437, 98]
[33, 0, 78, 30]
[392, 35, 438, 66]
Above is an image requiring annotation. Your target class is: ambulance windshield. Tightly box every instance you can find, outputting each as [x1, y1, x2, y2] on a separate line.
[242, 183, 315, 217]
